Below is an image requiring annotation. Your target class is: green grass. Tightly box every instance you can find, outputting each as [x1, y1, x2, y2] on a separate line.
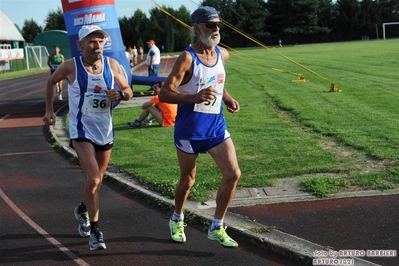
[0, 68, 48, 81]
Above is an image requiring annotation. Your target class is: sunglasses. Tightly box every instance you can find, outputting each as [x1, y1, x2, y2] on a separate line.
[202, 21, 222, 29]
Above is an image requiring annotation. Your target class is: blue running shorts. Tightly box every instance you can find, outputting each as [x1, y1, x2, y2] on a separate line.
[175, 130, 231, 154]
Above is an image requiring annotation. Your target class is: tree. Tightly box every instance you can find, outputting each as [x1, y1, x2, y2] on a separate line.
[266, 0, 295, 35]
[145, 8, 167, 50]
[229, 0, 269, 46]
[119, 16, 131, 49]
[172, 6, 191, 51]
[284, 0, 330, 35]
[199, 0, 268, 47]
[317, 0, 335, 28]
[165, 20, 175, 52]
[377, 0, 399, 22]
[143, 6, 191, 52]
[117, 6, 191, 53]
[200, 0, 233, 13]
[333, 0, 363, 39]
[119, 9, 149, 50]
[22, 19, 42, 43]
[130, 9, 149, 49]
[359, 0, 381, 36]
[43, 8, 66, 31]
[266, 0, 331, 44]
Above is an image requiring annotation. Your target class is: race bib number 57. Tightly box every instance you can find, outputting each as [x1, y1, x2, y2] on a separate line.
[194, 91, 223, 114]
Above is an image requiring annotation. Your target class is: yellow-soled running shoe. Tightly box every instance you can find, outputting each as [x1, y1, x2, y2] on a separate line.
[208, 226, 238, 248]
[169, 220, 187, 243]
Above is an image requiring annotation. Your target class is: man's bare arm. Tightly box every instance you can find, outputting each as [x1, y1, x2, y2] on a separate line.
[109, 58, 133, 101]
[43, 60, 74, 125]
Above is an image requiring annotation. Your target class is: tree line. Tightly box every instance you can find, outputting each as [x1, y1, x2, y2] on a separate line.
[21, 0, 399, 53]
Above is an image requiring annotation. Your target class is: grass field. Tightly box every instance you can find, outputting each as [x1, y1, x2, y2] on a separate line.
[111, 39, 399, 200]
[0, 68, 48, 80]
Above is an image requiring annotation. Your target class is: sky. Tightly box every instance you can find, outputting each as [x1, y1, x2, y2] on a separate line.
[0, 0, 200, 28]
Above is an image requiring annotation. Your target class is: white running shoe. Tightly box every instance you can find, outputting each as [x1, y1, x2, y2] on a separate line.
[89, 228, 106, 250]
[74, 206, 91, 237]
[142, 117, 152, 125]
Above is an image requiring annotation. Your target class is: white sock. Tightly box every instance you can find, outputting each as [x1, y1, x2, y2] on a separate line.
[210, 218, 223, 232]
[171, 212, 184, 221]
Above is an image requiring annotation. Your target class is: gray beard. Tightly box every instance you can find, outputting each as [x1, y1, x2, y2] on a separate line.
[200, 30, 220, 47]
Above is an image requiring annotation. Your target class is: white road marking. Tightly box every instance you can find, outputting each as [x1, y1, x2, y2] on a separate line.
[0, 114, 10, 120]
[0, 188, 90, 266]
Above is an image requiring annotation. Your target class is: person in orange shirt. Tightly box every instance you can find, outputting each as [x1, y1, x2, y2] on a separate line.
[126, 80, 177, 128]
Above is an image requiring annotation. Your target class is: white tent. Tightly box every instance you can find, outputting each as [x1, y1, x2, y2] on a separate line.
[0, 10, 25, 41]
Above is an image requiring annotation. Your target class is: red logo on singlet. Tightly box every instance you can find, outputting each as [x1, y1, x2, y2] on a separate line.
[94, 85, 102, 93]
[217, 73, 225, 84]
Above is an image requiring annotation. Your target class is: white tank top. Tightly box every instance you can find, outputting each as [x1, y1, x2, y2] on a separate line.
[68, 56, 115, 145]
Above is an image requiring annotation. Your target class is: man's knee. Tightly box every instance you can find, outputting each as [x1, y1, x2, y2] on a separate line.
[86, 176, 102, 192]
[224, 168, 241, 183]
[178, 175, 195, 190]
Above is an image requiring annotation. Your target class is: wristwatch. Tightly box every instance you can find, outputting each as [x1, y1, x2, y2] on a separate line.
[118, 90, 126, 100]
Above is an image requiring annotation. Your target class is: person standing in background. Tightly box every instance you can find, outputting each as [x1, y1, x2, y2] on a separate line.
[47, 46, 64, 100]
[146, 40, 160, 77]
[125, 46, 132, 67]
[139, 46, 144, 61]
[127, 46, 134, 67]
[132, 46, 138, 65]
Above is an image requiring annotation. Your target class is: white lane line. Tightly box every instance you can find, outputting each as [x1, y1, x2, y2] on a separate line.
[0, 188, 90, 266]
[0, 114, 10, 121]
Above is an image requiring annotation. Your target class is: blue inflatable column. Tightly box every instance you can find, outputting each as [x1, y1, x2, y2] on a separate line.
[61, 0, 132, 85]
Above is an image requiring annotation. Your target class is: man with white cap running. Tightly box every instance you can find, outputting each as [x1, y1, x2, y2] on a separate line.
[43, 25, 133, 251]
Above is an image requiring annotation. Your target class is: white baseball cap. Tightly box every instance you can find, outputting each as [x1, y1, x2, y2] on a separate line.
[78, 25, 109, 41]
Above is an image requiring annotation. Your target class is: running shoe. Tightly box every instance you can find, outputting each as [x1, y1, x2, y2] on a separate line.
[142, 117, 152, 125]
[126, 120, 141, 128]
[169, 219, 187, 243]
[58, 95, 63, 100]
[89, 228, 107, 250]
[207, 226, 238, 248]
[74, 206, 91, 237]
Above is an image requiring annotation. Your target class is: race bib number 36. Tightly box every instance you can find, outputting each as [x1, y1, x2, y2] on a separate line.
[83, 93, 110, 115]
